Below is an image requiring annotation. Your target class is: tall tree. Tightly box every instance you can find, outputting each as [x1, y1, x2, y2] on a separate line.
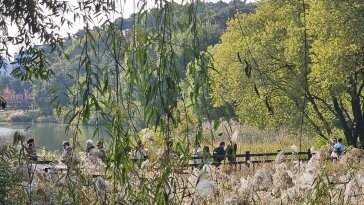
[211, 0, 310, 128]
[307, 0, 364, 146]
[210, 0, 364, 146]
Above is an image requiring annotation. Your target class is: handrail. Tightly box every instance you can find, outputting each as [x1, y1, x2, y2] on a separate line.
[191, 151, 309, 159]
[189, 149, 312, 167]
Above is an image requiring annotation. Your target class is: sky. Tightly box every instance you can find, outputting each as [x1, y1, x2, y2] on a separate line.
[5, 0, 254, 57]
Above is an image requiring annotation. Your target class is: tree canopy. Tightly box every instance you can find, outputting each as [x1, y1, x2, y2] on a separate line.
[210, 0, 364, 146]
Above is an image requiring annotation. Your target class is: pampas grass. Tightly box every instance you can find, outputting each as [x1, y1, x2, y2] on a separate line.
[2, 131, 364, 204]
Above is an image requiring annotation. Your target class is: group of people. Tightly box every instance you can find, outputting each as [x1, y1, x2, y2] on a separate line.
[192, 144, 211, 165]
[60, 140, 107, 165]
[331, 137, 345, 161]
[193, 137, 347, 166]
[24, 138, 107, 165]
[193, 141, 237, 167]
[25, 135, 346, 169]
[24, 137, 149, 168]
[84, 140, 107, 162]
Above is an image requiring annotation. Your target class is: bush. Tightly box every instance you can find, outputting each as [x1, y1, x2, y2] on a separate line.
[11, 114, 35, 122]
[35, 115, 60, 123]
[0, 147, 22, 204]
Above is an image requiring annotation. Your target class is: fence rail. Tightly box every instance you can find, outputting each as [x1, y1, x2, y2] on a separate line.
[188, 149, 312, 168]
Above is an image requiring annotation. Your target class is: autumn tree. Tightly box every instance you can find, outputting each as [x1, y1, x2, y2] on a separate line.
[210, 0, 364, 146]
[307, 0, 364, 146]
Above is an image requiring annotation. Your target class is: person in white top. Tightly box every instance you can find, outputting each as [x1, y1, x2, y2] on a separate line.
[86, 139, 97, 158]
[193, 143, 203, 164]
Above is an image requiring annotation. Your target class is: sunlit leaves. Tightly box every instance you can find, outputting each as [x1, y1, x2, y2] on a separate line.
[210, 0, 364, 144]
[307, 0, 364, 94]
[211, 0, 312, 129]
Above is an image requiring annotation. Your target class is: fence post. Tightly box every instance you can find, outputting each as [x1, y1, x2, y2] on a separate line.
[246, 151, 250, 167]
[308, 149, 312, 160]
[246, 151, 250, 161]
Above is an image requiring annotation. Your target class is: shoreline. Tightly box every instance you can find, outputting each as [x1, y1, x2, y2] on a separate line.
[0, 109, 61, 123]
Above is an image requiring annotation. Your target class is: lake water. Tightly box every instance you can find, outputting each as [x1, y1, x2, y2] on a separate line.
[0, 123, 106, 152]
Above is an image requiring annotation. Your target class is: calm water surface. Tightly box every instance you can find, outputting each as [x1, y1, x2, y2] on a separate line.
[0, 123, 107, 152]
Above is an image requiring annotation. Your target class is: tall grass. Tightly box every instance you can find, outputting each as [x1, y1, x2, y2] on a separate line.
[2, 134, 364, 204]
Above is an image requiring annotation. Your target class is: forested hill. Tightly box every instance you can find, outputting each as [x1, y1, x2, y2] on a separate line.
[75, 0, 255, 51]
[116, 0, 255, 29]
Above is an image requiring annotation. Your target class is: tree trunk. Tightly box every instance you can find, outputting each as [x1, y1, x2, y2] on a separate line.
[307, 91, 332, 135]
[350, 85, 364, 148]
[333, 96, 356, 146]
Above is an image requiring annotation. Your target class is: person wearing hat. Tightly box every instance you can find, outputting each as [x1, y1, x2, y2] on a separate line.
[25, 138, 37, 161]
[61, 141, 73, 164]
[96, 141, 106, 162]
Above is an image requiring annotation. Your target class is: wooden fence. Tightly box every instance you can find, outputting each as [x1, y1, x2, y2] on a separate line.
[188, 149, 313, 168]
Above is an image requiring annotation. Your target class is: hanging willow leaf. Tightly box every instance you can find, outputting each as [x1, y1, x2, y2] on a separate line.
[244, 59, 252, 78]
[238, 52, 252, 78]
[254, 84, 260, 98]
[265, 96, 274, 115]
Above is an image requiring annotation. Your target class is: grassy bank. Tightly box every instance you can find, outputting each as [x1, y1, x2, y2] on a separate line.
[0, 110, 60, 123]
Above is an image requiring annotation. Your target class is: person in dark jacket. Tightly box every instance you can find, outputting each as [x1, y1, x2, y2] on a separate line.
[25, 138, 38, 161]
[213, 141, 226, 166]
[61, 141, 73, 165]
[96, 141, 107, 162]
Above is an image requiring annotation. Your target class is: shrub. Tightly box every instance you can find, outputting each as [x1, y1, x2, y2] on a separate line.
[0, 147, 22, 204]
[11, 114, 34, 122]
